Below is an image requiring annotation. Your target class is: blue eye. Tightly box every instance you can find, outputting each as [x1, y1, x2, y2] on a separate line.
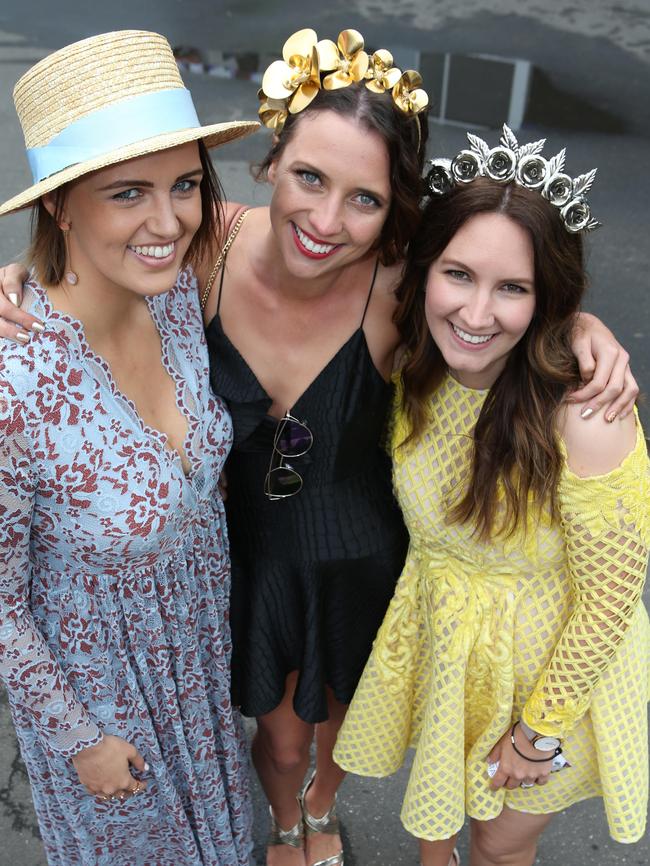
[297, 170, 321, 186]
[447, 269, 470, 281]
[502, 283, 528, 294]
[113, 188, 140, 201]
[355, 192, 379, 208]
[173, 179, 199, 194]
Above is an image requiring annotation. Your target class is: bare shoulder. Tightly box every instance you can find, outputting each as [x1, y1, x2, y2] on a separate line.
[558, 402, 638, 477]
[195, 201, 251, 286]
[362, 260, 405, 378]
[377, 260, 405, 298]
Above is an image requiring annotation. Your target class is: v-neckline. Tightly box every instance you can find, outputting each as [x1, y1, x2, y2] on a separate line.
[34, 282, 198, 483]
[210, 315, 385, 420]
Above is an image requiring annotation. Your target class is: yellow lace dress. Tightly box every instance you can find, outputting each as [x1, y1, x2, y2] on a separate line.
[334, 373, 650, 843]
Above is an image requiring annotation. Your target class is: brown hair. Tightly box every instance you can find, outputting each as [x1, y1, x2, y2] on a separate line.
[28, 140, 224, 286]
[255, 83, 428, 265]
[395, 178, 586, 538]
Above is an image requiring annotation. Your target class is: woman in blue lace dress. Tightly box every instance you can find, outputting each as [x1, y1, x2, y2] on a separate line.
[0, 30, 257, 866]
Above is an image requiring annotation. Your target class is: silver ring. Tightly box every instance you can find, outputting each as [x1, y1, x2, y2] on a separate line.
[520, 781, 535, 788]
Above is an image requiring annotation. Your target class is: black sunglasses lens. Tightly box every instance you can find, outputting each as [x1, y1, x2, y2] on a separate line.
[266, 466, 303, 497]
[276, 420, 313, 457]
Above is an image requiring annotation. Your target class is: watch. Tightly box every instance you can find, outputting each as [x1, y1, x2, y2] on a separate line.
[519, 720, 561, 753]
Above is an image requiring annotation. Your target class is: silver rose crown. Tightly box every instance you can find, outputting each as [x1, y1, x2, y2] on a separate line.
[426, 124, 600, 234]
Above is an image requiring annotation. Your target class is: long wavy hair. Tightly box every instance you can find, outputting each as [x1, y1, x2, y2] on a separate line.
[395, 178, 587, 538]
[255, 83, 428, 265]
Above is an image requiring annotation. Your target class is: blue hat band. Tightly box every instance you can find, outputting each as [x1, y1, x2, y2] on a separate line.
[26, 88, 201, 183]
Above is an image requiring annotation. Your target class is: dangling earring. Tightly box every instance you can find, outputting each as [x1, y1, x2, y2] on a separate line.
[62, 226, 78, 285]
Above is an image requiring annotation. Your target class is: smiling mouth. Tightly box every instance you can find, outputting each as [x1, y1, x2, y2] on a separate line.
[128, 242, 176, 261]
[450, 322, 498, 346]
[291, 223, 341, 259]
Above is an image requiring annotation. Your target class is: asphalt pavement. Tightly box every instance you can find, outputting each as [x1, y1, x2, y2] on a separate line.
[0, 2, 648, 864]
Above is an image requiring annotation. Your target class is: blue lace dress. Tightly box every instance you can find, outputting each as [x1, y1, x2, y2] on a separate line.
[0, 270, 252, 866]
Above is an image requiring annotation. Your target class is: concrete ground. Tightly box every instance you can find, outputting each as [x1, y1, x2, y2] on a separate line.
[0, 1, 648, 864]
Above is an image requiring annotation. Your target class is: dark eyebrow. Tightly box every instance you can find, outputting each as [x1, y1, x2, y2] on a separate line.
[97, 168, 203, 191]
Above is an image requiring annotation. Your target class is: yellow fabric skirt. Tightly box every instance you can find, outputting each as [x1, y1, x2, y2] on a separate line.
[334, 550, 650, 843]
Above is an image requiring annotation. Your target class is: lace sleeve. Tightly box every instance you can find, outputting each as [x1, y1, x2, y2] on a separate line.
[0, 387, 103, 757]
[522, 418, 650, 738]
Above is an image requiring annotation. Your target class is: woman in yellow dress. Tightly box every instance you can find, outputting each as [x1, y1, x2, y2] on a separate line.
[334, 128, 650, 866]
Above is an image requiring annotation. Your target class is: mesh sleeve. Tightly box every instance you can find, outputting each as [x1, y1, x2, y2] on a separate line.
[0, 388, 103, 757]
[522, 421, 650, 738]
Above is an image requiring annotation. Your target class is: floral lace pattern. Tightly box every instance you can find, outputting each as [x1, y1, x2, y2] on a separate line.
[335, 374, 650, 843]
[0, 272, 252, 865]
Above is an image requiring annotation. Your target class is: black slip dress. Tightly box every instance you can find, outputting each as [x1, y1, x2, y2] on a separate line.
[206, 237, 408, 723]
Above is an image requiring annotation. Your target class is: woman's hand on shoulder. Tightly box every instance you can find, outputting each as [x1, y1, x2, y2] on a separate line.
[559, 400, 638, 477]
[568, 311, 638, 419]
[0, 263, 43, 341]
[72, 733, 148, 801]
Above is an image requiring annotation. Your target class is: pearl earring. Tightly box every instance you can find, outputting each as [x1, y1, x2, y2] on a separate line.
[62, 227, 78, 285]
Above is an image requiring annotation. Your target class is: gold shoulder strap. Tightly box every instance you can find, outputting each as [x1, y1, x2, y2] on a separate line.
[200, 208, 250, 311]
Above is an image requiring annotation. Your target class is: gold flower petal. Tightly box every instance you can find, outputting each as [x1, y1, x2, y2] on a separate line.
[258, 98, 288, 130]
[307, 44, 321, 84]
[401, 69, 424, 89]
[282, 28, 318, 64]
[383, 66, 402, 88]
[262, 60, 297, 100]
[288, 82, 320, 113]
[257, 88, 288, 129]
[349, 51, 370, 81]
[337, 29, 365, 58]
[316, 38, 340, 71]
[323, 69, 354, 91]
[408, 88, 429, 113]
[371, 49, 394, 72]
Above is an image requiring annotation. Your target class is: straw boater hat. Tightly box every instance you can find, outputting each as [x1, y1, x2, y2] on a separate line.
[0, 30, 259, 217]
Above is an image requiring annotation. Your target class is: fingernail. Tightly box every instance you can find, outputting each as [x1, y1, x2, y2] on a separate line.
[144, 762, 150, 772]
[15, 331, 30, 344]
[31, 321, 45, 333]
[580, 407, 594, 419]
[8, 292, 20, 307]
[606, 411, 617, 423]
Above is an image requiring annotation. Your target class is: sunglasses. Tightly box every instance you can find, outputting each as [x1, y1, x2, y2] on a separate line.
[264, 412, 313, 500]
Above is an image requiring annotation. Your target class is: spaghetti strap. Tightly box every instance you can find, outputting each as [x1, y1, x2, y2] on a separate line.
[200, 207, 250, 312]
[360, 258, 380, 327]
[216, 254, 227, 316]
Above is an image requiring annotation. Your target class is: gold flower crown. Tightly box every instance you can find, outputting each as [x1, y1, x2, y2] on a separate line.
[258, 28, 429, 134]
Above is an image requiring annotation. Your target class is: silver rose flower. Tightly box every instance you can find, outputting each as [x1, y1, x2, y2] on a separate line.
[543, 172, 573, 207]
[484, 146, 516, 182]
[427, 159, 454, 195]
[451, 150, 482, 184]
[516, 154, 548, 189]
[561, 197, 591, 233]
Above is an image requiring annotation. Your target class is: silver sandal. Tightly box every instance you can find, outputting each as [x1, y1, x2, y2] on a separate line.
[299, 772, 344, 866]
[268, 801, 304, 850]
